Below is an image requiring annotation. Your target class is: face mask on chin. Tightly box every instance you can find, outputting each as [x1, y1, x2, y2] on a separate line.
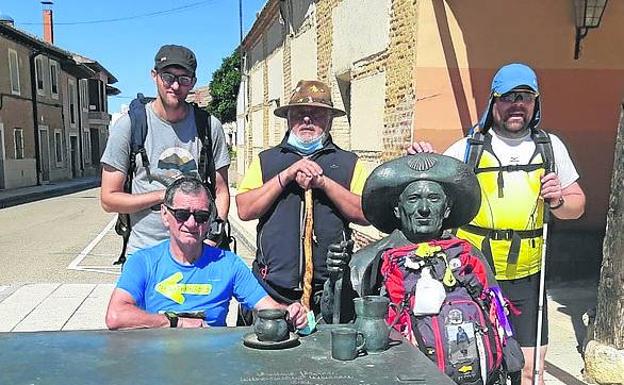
[286, 131, 326, 155]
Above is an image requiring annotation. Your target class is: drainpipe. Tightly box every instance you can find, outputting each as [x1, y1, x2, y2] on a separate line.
[76, 80, 84, 174]
[29, 50, 41, 186]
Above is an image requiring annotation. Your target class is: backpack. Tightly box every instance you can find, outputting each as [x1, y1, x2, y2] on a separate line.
[113, 93, 225, 265]
[464, 127, 556, 177]
[381, 238, 508, 385]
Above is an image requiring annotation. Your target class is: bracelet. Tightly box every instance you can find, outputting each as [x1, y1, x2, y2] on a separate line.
[277, 172, 285, 189]
[550, 197, 565, 210]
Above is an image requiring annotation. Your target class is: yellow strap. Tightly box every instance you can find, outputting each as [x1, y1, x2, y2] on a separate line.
[302, 190, 314, 310]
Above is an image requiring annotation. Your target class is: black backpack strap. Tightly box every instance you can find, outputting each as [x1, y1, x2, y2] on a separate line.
[128, 93, 153, 183]
[531, 129, 555, 174]
[464, 125, 485, 171]
[113, 93, 153, 266]
[193, 105, 217, 198]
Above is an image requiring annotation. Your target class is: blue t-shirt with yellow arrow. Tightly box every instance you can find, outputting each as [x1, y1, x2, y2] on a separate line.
[117, 240, 268, 326]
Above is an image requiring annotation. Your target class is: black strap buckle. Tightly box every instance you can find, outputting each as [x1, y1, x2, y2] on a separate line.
[491, 229, 514, 241]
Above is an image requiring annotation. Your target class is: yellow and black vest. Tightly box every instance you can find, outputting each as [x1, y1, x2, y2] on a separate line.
[456, 130, 554, 281]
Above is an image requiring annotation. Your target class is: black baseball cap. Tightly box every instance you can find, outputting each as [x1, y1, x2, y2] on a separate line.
[154, 44, 197, 75]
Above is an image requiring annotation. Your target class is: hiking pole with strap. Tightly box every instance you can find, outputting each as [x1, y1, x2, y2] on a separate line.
[301, 190, 314, 310]
[532, 162, 555, 385]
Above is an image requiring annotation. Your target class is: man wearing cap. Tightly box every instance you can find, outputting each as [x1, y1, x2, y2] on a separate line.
[101, 44, 230, 256]
[409, 63, 586, 385]
[236, 80, 369, 316]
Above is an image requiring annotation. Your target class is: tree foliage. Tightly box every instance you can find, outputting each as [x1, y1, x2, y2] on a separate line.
[207, 50, 241, 123]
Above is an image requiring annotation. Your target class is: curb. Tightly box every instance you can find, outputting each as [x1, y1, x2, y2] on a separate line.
[0, 180, 101, 209]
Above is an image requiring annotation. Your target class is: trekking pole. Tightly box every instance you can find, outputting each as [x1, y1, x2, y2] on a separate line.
[533, 171, 554, 385]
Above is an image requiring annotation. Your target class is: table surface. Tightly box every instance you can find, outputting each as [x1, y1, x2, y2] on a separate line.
[0, 325, 454, 385]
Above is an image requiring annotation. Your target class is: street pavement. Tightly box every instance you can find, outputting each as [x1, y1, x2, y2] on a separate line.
[0, 179, 597, 385]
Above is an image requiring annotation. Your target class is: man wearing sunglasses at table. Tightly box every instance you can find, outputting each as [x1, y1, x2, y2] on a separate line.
[409, 63, 585, 385]
[106, 177, 308, 329]
[100, 44, 230, 259]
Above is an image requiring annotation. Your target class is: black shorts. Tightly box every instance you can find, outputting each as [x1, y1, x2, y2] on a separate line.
[499, 273, 548, 347]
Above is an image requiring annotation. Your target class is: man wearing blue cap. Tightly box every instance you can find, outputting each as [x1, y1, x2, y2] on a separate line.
[410, 63, 586, 385]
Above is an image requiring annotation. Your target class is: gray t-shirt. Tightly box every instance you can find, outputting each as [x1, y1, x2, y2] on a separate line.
[101, 102, 230, 254]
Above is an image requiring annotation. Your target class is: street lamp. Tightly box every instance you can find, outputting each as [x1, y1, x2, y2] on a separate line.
[574, 0, 608, 59]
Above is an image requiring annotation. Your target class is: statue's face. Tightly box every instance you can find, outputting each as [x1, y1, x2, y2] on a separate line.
[393, 180, 451, 241]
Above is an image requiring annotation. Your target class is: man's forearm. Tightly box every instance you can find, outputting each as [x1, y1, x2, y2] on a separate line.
[551, 193, 585, 220]
[320, 177, 368, 225]
[236, 172, 285, 220]
[101, 190, 164, 214]
[214, 167, 230, 220]
[551, 182, 586, 220]
[106, 303, 169, 330]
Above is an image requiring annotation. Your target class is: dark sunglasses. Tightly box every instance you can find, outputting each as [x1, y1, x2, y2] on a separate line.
[497, 91, 537, 104]
[159, 72, 194, 87]
[164, 205, 212, 224]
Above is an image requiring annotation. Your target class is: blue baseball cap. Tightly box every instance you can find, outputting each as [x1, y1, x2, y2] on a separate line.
[491, 63, 539, 96]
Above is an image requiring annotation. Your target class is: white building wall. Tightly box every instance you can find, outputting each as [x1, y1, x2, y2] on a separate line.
[332, 0, 391, 75]
[290, 27, 318, 82]
[351, 72, 386, 152]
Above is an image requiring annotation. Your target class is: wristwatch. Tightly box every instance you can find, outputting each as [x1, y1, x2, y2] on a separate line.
[550, 197, 565, 210]
[164, 312, 179, 328]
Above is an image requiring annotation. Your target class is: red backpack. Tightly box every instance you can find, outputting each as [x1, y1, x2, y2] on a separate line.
[381, 237, 507, 385]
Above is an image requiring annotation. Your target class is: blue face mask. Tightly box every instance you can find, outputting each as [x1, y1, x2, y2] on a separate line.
[287, 132, 326, 155]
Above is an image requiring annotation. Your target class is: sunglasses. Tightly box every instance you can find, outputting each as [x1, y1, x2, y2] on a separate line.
[159, 72, 194, 87]
[164, 205, 212, 224]
[496, 91, 537, 104]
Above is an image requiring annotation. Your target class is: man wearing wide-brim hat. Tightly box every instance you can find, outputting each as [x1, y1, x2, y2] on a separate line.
[236, 80, 370, 318]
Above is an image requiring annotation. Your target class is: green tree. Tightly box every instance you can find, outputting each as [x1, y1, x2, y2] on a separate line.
[207, 50, 241, 123]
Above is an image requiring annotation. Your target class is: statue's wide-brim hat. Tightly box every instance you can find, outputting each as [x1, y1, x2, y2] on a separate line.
[362, 153, 481, 234]
[274, 80, 346, 118]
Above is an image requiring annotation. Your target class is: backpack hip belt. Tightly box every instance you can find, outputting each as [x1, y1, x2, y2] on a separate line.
[461, 224, 542, 267]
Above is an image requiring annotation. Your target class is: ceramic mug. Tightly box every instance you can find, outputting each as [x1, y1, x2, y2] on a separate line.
[254, 309, 289, 342]
[331, 327, 366, 361]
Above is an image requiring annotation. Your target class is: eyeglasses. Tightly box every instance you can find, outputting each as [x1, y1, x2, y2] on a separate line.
[496, 91, 537, 104]
[159, 72, 194, 87]
[164, 205, 212, 224]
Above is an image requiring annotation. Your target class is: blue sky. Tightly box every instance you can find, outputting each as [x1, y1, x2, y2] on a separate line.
[1, 0, 267, 113]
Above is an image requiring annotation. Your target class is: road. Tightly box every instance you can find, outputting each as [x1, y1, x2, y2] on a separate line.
[0, 187, 120, 284]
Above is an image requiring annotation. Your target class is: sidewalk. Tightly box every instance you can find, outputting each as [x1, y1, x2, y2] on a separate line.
[227, 188, 596, 385]
[0, 176, 101, 209]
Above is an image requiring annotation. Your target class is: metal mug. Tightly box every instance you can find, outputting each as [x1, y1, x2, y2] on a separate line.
[254, 309, 289, 342]
[331, 327, 366, 361]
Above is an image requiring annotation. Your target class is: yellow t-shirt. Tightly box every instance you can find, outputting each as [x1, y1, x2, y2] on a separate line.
[238, 155, 369, 195]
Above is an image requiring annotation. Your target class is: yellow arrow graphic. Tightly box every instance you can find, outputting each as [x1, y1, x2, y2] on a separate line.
[155, 272, 212, 304]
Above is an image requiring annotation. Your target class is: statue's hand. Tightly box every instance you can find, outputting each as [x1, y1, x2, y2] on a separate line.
[326, 240, 354, 275]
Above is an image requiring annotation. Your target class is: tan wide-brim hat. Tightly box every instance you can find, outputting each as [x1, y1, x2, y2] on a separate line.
[274, 80, 346, 118]
[362, 153, 481, 234]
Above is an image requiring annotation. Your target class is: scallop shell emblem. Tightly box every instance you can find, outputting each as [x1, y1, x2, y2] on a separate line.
[408, 155, 437, 171]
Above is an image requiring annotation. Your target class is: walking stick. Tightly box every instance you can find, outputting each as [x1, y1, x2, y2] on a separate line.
[533, 169, 554, 385]
[302, 189, 314, 310]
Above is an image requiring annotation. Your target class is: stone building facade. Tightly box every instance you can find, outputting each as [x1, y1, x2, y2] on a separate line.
[0, 18, 117, 189]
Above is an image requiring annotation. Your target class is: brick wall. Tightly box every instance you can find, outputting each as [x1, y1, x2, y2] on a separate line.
[382, 0, 417, 162]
